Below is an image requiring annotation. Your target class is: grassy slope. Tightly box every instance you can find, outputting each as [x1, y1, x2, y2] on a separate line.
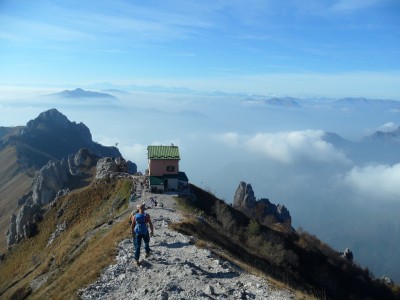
[0, 178, 133, 300]
[0, 146, 32, 252]
[172, 184, 400, 300]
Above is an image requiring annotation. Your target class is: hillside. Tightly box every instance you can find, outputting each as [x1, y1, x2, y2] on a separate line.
[0, 177, 133, 299]
[1, 173, 399, 299]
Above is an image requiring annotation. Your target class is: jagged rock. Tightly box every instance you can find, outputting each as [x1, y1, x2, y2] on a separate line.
[7, 149, 132, 247]
[233, 181, 256, 210]
[68, 148, 100, 175]
[95, 157, 129, 179]
[276, 204, 291, 223]
[6, 214, 17, 246]
[233, 182, 291, 227]
[6, 204, 41, 246]
[7, 157, 71, 246]
[31, 160, 69, 206]
[6, 145, 134, 247]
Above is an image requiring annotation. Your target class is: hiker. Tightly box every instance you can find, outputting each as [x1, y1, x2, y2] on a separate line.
[131, 203, 154, 265]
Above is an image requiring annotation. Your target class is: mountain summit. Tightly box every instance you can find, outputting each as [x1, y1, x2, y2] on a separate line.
[5, 108, 120, 168]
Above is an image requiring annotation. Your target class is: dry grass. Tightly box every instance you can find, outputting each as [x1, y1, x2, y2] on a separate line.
[0, 178, 133, 299]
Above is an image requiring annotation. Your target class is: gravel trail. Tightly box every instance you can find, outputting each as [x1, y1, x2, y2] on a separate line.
[79, 190, 295, 300]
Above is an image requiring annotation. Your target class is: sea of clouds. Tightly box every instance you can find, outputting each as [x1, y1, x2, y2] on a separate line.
[1, 87, 400, 281]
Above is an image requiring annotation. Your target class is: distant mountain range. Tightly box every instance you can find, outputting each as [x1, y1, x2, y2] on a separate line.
[244, 97, 301, 108]
[323, 126, 400, 165]
[242, 96, 400, 110]
[50, 88, 117, 99]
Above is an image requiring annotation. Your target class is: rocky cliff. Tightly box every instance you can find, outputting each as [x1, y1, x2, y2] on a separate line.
[6, 149, 134, 247]
[233, 181, 291, 227]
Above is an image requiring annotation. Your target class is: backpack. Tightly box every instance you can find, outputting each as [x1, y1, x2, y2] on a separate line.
[134, 213, 149, 235]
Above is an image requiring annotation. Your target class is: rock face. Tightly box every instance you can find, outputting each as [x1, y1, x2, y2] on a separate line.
[233, 181, 291, 227]
[6, 148, 134, 247]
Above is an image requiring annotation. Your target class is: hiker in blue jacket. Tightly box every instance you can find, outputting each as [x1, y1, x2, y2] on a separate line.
[131, 203, 154, 265]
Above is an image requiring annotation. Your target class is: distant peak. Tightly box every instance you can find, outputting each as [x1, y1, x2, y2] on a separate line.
[50, 88, 117, 99]
[26, 108, 73, 130]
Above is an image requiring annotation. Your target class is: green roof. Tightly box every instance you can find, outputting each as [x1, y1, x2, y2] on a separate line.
[148, 145, 180, 160]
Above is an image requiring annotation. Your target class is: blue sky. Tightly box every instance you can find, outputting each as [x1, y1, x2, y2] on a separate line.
[1, 0, 400, 98]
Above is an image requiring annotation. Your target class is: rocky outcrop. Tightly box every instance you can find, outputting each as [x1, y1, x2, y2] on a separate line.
[233, 181, 291, 227]
[6, 203, 41, 246]
[68, 148, 99, 175]
[95, 157, 130, 179]
[31, 160, 69, 206]
[233, 181, 256, 211]
[7, 148, 134, 247]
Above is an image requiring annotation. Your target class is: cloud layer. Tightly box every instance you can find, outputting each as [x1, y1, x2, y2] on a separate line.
[343, 163, 400, 201]
[220, 130, 350, 164]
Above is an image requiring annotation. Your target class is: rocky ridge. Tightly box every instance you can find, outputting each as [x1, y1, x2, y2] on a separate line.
[233, 182, 291, 227]
[79, 192, 295, 300]
[6, 149, 133, 247]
